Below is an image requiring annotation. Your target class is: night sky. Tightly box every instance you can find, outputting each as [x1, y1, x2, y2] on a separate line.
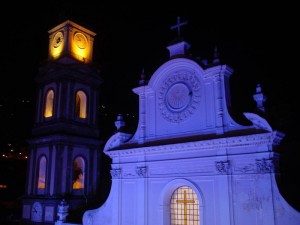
[1, 3, 299, 209]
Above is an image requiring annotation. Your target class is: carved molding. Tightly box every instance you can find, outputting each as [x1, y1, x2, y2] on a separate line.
[234, 163, 256, 174]
[105, 132, 281, 158]
[243, 112, 272, 131]
[136, 166, 147, 177]
[215, 160, 231, 174]
[110, 169, 121, 178]
[256, 158, 277, 173]
[104, 132, 132, 152]
[158, 70, 201, 123]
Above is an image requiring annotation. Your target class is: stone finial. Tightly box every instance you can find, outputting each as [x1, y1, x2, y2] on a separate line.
[212, 46, 220, 64]
[139, 68, 147, 85]
[115, 113, 125, 131]
[253, 84, 267, 112]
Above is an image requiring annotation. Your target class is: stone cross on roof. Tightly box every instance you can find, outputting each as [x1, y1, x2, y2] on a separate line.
[170, 16, 188, 37]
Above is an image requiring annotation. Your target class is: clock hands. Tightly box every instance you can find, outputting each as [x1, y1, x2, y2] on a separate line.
[74, 33, 87, 49]
[75, 36, 82, 42]
[53, 31, 63, 48]
[56, 37, 61, 44]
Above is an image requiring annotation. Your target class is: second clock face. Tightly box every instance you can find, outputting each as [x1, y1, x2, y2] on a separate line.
[74, 32, 88, 49]
[53, 31, 64, 48]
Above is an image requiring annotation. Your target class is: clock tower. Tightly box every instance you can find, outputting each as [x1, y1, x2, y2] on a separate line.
[48, 20, 96, 63]
[21, 20, 103, 224]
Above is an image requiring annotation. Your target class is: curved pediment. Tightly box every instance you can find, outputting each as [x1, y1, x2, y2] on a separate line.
[128, 57, 251, 144]
[148, 58, 205, 88]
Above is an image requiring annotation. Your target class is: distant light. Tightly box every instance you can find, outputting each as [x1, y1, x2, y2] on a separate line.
[19, 152, 22, 155]
[0, 184, 8, 189]
[11, 149, 14, 152]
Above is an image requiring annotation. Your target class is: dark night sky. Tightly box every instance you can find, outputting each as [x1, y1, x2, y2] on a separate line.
[0, 2, 299, 209]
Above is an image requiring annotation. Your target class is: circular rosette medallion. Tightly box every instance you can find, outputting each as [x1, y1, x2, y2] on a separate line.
[158, 71, 201, 123]
[166, 83, 191, 112]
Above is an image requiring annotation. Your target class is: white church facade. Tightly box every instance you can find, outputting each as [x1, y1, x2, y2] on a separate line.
[82, 20, 300, 225]
[21, 18, 300, 225]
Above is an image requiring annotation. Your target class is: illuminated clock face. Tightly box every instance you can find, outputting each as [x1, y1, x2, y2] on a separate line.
[74, 32, 88, 49]
[52, 31, 64, 48]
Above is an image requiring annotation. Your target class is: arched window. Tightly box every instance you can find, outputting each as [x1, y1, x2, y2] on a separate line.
[44, 89, 54, 118]
[171, 186, 200, 225]
[38, 156, 47, 189]
[75, 90, 87, 119]
[73, 157, 85, 189]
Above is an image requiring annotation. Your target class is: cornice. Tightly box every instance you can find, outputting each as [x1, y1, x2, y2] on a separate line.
[105, 131, 283, 158]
